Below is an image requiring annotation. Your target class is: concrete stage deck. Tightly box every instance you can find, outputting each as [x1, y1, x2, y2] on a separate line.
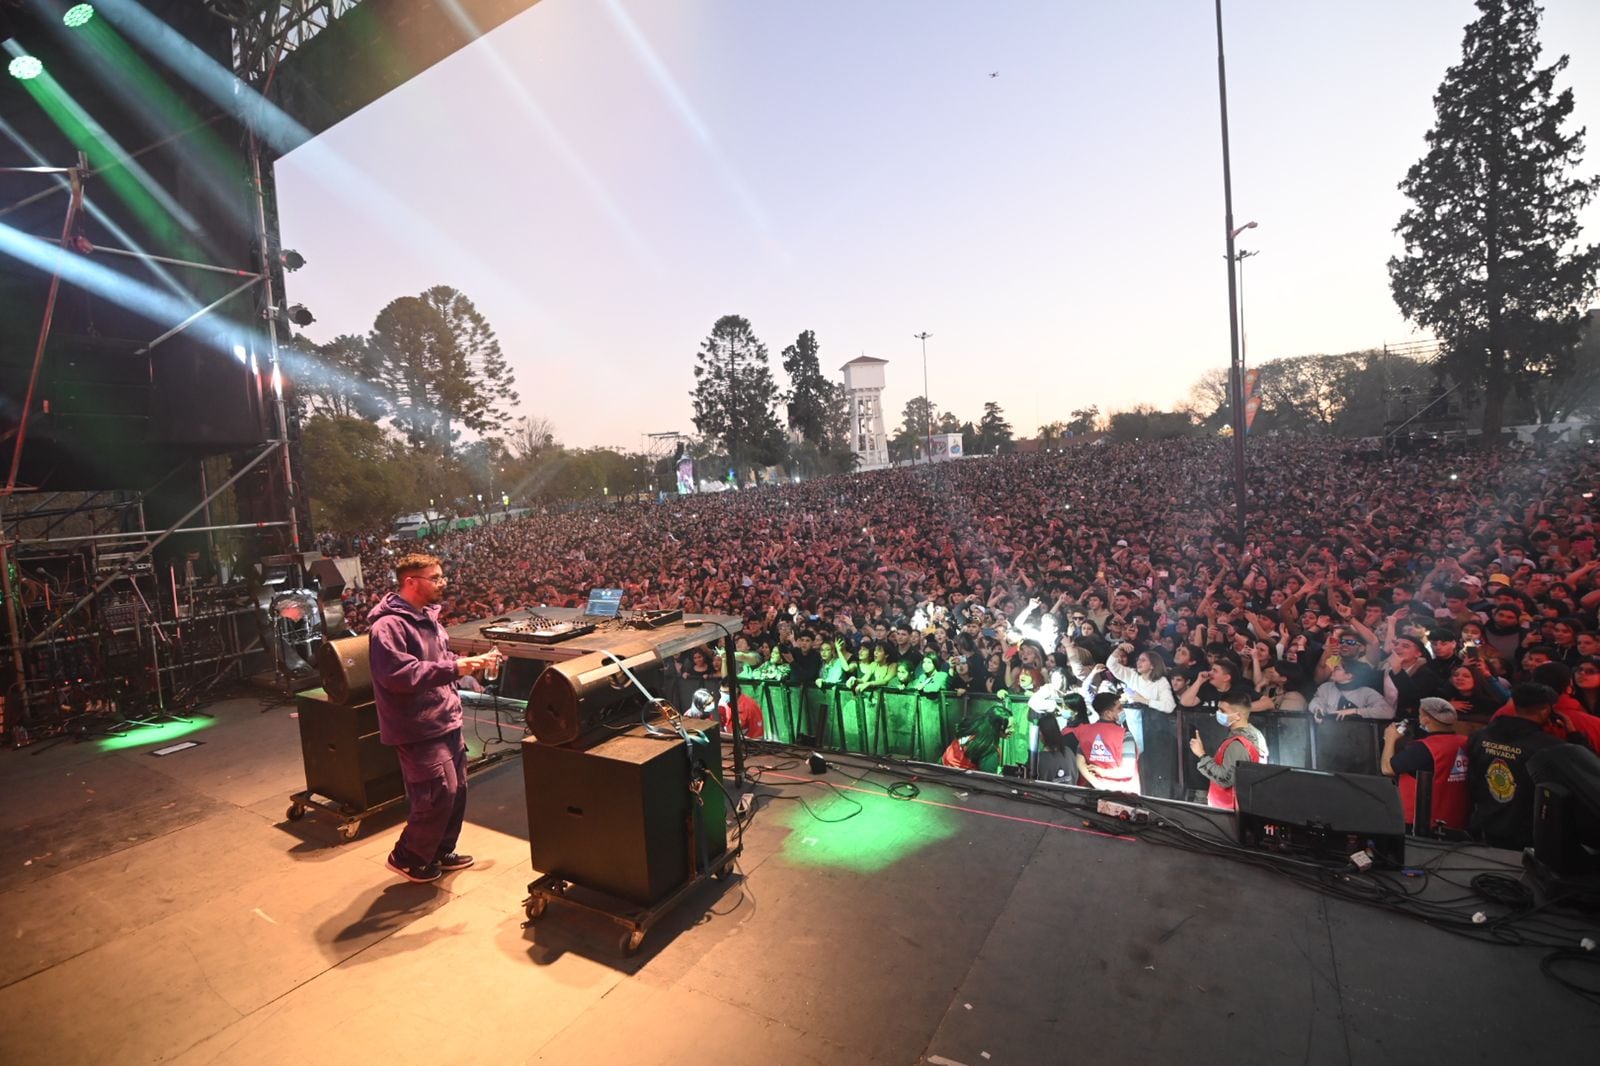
[0, 691, 1596, 1065]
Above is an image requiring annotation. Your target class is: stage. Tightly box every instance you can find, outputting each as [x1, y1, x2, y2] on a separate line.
[0, 692, 1595, 1065]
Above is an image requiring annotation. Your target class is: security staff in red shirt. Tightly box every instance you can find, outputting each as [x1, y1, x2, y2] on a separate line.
[1191, 689, 1267, 810]
[1382, 696, 1470, 832]
[1068, 691, 1141, 794]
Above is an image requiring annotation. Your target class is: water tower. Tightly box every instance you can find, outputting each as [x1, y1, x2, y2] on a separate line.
[841, 356, 890, 470]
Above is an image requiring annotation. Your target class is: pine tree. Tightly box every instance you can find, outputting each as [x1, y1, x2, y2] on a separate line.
[422, 285, 520, 437]
[690, 315, 787, 484]
[369, 295, 458, 453]
[977, 401, 1014, 453]
[1389, 0, 1600, 437]
[780, 330, 841, 448]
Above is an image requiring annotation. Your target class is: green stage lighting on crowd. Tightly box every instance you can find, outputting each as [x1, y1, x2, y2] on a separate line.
[63, 5, 97, 29]
[8, 55, 43, 80]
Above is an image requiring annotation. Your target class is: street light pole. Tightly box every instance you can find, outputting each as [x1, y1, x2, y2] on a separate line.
[914, 331, 932, 462]
[1214, 0, 1249, 544]
[1229, 246, 1259, 370]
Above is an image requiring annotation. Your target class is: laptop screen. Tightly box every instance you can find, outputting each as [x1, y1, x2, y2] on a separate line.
[585, 587, 624, 617]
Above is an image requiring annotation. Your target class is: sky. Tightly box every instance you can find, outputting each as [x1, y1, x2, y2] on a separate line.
[274, 0, 1600, 451]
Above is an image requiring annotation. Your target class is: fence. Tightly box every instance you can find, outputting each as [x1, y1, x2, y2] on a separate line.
[724, 679, 1391, 790]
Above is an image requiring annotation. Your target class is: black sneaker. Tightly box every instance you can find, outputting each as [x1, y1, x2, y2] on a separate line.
[437, 852, 475, 871]
[386, 853, 443, 884]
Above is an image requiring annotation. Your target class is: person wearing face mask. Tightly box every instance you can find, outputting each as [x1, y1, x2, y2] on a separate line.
[1190, 690, 1268, 810]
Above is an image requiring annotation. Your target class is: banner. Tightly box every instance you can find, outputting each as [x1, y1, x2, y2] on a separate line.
[927, 433, 964, 462]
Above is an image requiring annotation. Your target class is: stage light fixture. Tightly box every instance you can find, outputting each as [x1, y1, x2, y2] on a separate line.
[286, 304, 315, 327]
[279, 249, 305, 271]
[63, 5, 96, 29]
[8, 54, 43, 81]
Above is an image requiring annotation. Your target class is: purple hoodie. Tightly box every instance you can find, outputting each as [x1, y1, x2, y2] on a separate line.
[367, 591, 462, 745]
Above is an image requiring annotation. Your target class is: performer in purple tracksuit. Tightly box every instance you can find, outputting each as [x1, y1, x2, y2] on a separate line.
[368, 553, 502, 884]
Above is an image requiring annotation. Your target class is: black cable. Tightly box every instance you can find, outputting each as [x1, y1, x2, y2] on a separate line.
[1472, 873, 1536, 910]
[1540, 949, 1600, 1006]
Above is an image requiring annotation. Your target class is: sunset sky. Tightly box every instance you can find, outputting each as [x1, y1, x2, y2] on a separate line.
[274, 0, 1600, 450]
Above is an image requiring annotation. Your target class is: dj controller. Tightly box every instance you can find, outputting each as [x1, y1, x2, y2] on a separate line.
[479, 616, 595, 645]
[478, 608, 686, 646]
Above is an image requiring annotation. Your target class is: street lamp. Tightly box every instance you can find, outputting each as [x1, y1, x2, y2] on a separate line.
[914, 331, 932, 462]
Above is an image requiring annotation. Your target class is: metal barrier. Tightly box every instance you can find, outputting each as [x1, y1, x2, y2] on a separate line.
[739, 680, 1391, 788]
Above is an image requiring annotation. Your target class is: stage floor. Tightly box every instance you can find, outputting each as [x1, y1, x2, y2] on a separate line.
[0, 692, 1596, 1065]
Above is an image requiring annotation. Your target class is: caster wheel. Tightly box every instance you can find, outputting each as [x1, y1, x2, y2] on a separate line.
[286, 804, 306, 822]
[337, 821, 360, 841]
[620, 929, 644, 955]
[712, 863, 735, 881]
[525, 897, 547, 921]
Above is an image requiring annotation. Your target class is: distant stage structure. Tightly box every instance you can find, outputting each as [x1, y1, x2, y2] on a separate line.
[842, 355, 890, 470]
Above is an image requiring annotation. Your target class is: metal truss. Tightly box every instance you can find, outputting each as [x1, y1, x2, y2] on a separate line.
[203, 0, 364, 83]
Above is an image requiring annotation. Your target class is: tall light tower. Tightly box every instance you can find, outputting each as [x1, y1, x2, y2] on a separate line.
[913, 331, 932, 461]
[1215, 0, 1248, 543]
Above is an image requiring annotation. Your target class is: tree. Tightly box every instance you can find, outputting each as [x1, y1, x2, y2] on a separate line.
[1107, 406, 1198, 443]
[509, 415, 559, 460]
[893, 395, 938, 460]
[300, 415, 412, 530]
[1187, 367, 1232, 426]
[1037, 420, 1069, 446]
[1389, 0, 1600, 438]
[1253, 353, 1359, 431]
[294, 333, 387, 421]
[934, 411, 964, 434]
[367, 287, 519, 457]
[690, 315, 788, 484]
[1066, 405, 1100, 436]
[421, 285, 520, 437]
[1522, 310, 1600, 422]
[959, 421, 980, 456]
[977, 401, 1014, 453]
[369, 295, 458, 453]
[780, 330, 836, 447]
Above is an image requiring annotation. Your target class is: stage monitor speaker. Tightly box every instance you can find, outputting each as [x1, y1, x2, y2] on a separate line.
[522, 720, 726, 905]
[308, 557, 347, 599]
[1234, 763, 1407, 866]
[317, 635, 373, 707]
[525, 640, 664, 745]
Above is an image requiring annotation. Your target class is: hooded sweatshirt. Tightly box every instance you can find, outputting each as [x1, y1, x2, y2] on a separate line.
[367, 591, 462, 745]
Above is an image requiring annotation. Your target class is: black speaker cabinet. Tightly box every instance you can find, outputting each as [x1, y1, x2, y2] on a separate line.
[522, 720, 727, 905]
[1234, 763, 1407, 866]
[317, 636, 373, 706]
[295, 689, 403, 812]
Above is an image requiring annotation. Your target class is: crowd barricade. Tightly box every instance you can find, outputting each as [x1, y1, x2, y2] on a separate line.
[739, 680, 1391, 788]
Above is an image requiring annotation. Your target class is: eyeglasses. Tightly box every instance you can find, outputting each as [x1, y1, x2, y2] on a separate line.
[1338, 638, 1362, 646]
[408, 573, 447, 585]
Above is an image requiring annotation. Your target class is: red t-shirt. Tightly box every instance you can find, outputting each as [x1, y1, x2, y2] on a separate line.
[719, 692, 765, 740]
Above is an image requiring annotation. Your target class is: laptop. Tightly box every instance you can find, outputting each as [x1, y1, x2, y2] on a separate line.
[584, 587, 624, 618]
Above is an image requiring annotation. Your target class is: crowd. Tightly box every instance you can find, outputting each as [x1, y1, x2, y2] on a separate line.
[338, 434, 1600, 852]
